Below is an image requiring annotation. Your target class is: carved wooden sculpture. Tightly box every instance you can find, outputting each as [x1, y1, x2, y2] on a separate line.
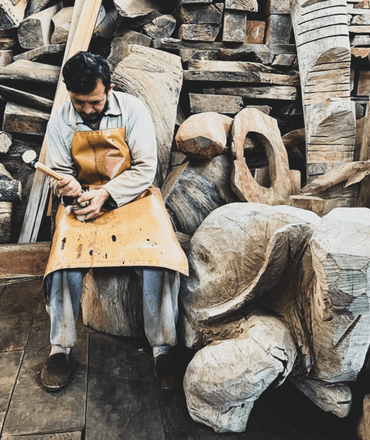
[290, 0, 356, 206]
[180, 203, 370, 432]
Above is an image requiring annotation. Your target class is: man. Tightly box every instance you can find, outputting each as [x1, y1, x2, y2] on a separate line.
[41, 51, 188, 393]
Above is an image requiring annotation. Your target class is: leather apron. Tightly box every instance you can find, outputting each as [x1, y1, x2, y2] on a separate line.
[44, 126, 189, 278]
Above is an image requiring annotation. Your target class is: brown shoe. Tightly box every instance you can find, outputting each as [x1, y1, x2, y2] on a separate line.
[40, 353, 71, 392]
[154, 353, 181, 393]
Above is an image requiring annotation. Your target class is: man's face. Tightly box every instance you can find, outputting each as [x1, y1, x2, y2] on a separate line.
[69, 80, 114, 123]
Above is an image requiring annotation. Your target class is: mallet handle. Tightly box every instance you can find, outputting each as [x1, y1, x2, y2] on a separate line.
[35, 162, 64, 181]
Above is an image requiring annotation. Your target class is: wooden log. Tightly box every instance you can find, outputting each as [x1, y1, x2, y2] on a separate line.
[352, 35, 370, 45]
[357, 393, 370, 440]
[0, 50, 12, 67]
[162, 155, 239, 236]
[272, 53, 297, 68]
[290, 377, 351, 418]
[93, 8, 118, 39]
[17, 2, 63, 50]
[0, 179, 22, 202]
[175, 112, 233, 159]
[26, 0, 58, 17]
[179, 24, 220, 41]
[358, 70, 370, 96]
[0, 202, 12, 243]
[13, 43, 65, 62]
[0, 130, 12, 153]
[107, 31, 151, 70]
[290, 194, 328, 216]
[0, 60, 60, 87]
[351, 47, 370, 59]
[0, 84, 53, 112]
[265, 14, 292, 45]
[177, 0, 212, 3]
[204, 85, 297, 100]
[177, 4, 222, 24]
[113, 0, 158, 18]
[179, 48, 218, 62]
[219, 46, 273, 64]
[3, 102, 50, 136]
[0, 242, 50, 279]
[184, 314, 296, 433]
[0, 37, 15, 50]
[225, 0, 258, 11]
[189, 93, 243, 115]
[231, 108, 296, 205]
[50, 7, 73, 44]
[112, 44, 183, 186]
[265, 0, 291, 13]
[0, 0, 28, 30]
[185, 59, 300, 85]
[222, 11, 247, 43]
[143, 14, 176, 39]
[246, 21, 266, 44]
[81, 268, 144, 337]
[291, 0, 356, 203]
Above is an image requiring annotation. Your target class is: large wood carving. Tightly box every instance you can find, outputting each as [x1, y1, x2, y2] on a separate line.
[112, 44, 183, 186]
[291, 0, 356, 206]
[181, 203, 370, 432]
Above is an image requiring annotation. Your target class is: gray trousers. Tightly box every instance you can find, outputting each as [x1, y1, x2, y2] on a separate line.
[44, 267, 180, 348]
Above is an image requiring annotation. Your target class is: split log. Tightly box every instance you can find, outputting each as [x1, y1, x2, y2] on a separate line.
[179, 24, 220, 41]
[265, 0, 291, 14]
[0, 0, 28, 30]
[112, 44, 183, 186]
[0, 202, 12, 244]
[218, 46, 273, 64]
[107, 31, 152, 71]
[246, 21, 266, 44]
[351, 47, 370, 59]
[222, 11, 247, 43]
[50, 7, 73, 44]
[179, 49, 218, 62]
[0, 60, 60, 87]
[177, 4, 222, 24]
[161, 155, 239, 236]
[290, 377, 351, 418]
[231, 108, 296, 205]
[291, 0, 355, 198]
[175, 112, 233, 159]
[0, 37, 15, 50]
[13, 43, 65, 62]
[0, 179, 22, 202]
[272, 53, 297, 68]
[0, 241, 50, 280]
[0, 50, 12, 67]
[184, 314, 296, 433]
[265, 14, 292, 45]
[290, 194, 328, 216]
[3, 102, 50, 136]
[143, 14, 176, 39]
[185, 59, 300, 85]
[0, 131, 12, 153]
[93, 8, 118, 39]
[204, 85, 297, 100]
[26, 0, 58, 17]
[81, 268, 144, 337]
[0, 84, 53, 112]
[17, 2, 63, 50]
[189, 93, 243, 115]
[358, 70, 370, 96]
[225, 0, 258, 11]
[113, 0, 158, 18]
[357, 393, 370, 440]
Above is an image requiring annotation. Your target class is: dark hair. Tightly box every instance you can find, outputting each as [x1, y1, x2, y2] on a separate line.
[62, 51, 111, 94]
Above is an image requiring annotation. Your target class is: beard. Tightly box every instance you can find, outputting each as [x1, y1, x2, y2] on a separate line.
[76, 94, 109, 123]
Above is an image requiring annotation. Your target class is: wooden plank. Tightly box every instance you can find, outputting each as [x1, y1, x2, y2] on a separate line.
[349, 25, 370, 32]
[177, 4, 222, 24]
[18, 0, 103, 243]
[0, 84, 53, 112]
[0, 351, 23, 432]
[189, 93, 243, 114]
[13, 43, 65, 62]
[348, 6, 370, 14]
[85, 333, 165, 440]
[179, 23, 220, 41]
[0, 60, 60, 87]
[2, 301, 89, 437]
[204, 85, 297, 100]
[3, 102, 50, 136]
[0, 279, 42, 352]
[0, 242, 50, 279]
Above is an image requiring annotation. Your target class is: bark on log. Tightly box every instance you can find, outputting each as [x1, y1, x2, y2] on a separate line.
[3, 102, 50, 136]
[112, 44, 183, 186]
[0, 0, 28, 30]
[231, 108, 297, 205]
[184, 314, 296, 433]
[17, 2, 63, 50]
[162, 155, 239, 236]
[175, 112, 233, 159]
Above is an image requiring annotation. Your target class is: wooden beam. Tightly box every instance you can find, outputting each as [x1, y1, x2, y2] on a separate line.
[18, 0, 103, 243]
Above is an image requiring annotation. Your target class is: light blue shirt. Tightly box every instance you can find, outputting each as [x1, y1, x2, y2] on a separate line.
[45, 90, 157, 207]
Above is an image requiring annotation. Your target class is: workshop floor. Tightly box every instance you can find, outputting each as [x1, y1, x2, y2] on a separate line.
[0, 278, 364, 440]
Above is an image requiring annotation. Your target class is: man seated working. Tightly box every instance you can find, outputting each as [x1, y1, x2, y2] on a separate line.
[41, 51, 188, 393]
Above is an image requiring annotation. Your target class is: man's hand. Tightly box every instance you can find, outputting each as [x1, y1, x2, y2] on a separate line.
[56, 175, 82, 198]
[74, 188, 110, 221]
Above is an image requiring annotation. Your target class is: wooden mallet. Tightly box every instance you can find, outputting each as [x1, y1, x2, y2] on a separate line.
[22, 150, 64, 181]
